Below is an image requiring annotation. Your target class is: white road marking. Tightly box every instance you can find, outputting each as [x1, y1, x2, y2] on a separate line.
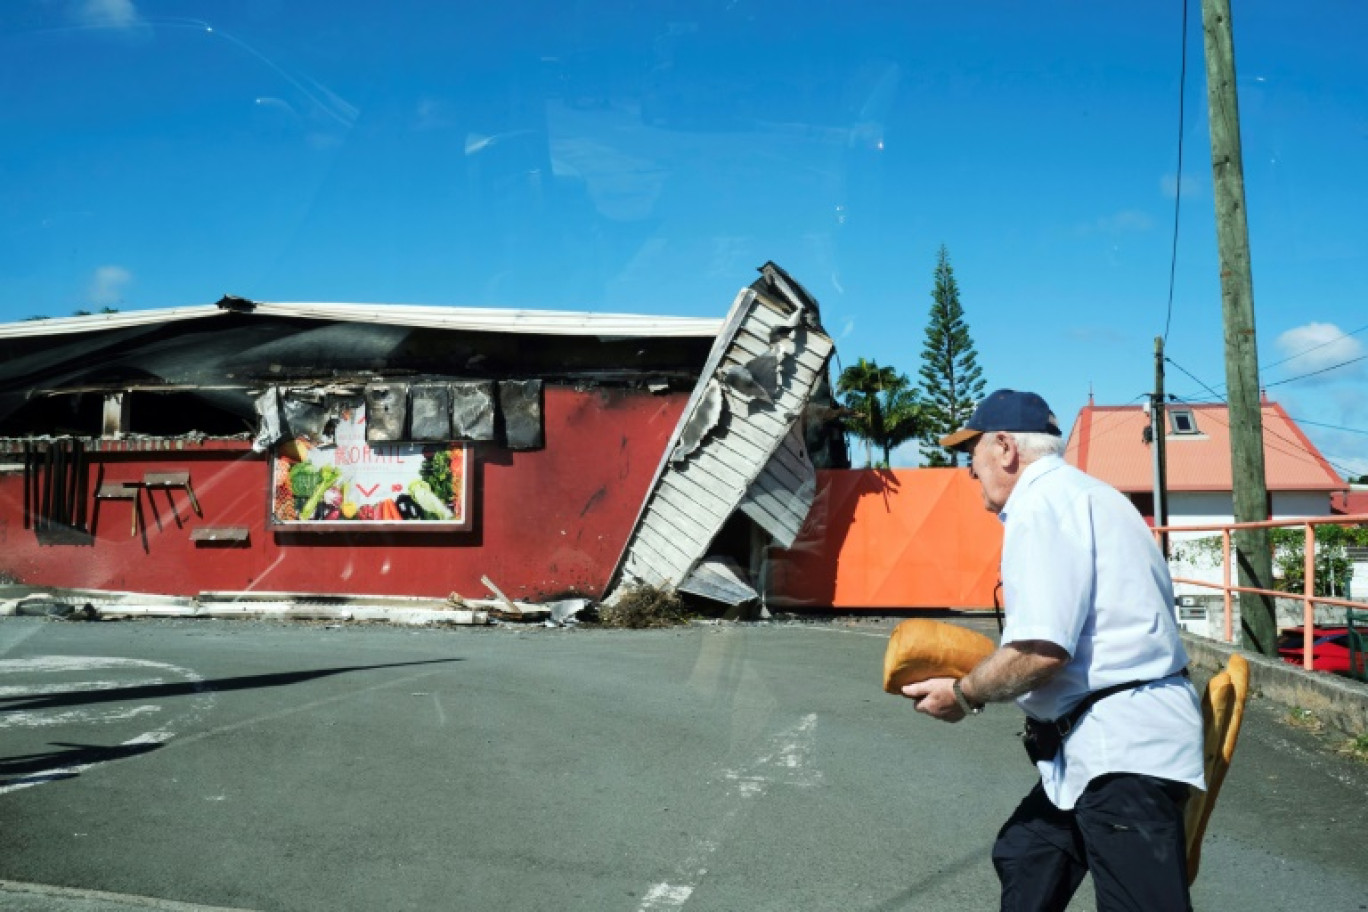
[0, 678, 166, 696]
[0, 703, 162, 728]
[637, 712, 821, 911]
[0, 731, 175, 796]
[0, 656, 184, 673]
[786, 624, 890, 639]
[0, 658, 451, 800]
[0, 656, 212, 795]
[638, 883, 695, 909]
[0, 877, 258, 911]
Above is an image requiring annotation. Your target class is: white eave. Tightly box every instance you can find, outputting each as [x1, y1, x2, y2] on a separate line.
[0, 301, 723, 340]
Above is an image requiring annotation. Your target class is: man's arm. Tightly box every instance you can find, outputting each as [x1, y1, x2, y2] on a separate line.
[901, 640, 1069, 722]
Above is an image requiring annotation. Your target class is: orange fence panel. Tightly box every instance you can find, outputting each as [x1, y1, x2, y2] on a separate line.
[766, 468, 1004, 610]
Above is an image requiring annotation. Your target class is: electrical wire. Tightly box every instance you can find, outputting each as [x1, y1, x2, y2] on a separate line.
[1281, 417, 1368, 437]
[1164, 356, 1224, 403]
[1067, 394, 1153, 454]
[1163, 0, 1189, 345]
[1262, 353, 1368, 388]
[1165, 354, 1367, 478]
[1170, 349, 1368, 400]
[1168, 393, 1364, 481]
[1181, 322, 1368, 399]
[1260, 321, 1368, 374]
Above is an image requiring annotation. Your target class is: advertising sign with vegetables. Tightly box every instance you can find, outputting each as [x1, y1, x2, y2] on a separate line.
[269, 402, 471, 530]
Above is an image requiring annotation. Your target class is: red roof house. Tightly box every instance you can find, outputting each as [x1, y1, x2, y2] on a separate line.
[1066, 398, 1347, 523]
[1066, 397, 1354, 631]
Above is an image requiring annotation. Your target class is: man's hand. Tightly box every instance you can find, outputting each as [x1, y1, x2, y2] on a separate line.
[901, 676, 965, 722]
[898, 641, 1068, 724]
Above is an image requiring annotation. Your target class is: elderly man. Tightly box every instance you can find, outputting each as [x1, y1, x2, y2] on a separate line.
[903, 389, 1203, 912]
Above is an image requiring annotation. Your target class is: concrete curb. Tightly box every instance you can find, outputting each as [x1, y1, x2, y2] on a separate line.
[1181, 632, 1368, 737]
[0, 592, 489, 627]
[100, 605, 490, 625]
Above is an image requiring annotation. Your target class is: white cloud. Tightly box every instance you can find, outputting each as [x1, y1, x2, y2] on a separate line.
[1335, 455, 1368, 481]
[70, 0, 140, 29]
[1084, 210, 1154, 235]
[1321, 442, 1368, 482]
[1160, 173, 1202, 200]
[1273, 322, 1365, 381]
[1065, 325, 1127, 345]
[1329, 387, 1368, 425]
[88, 265, 132, 306]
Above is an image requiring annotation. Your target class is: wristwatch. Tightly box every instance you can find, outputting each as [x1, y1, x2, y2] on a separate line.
[953, 678, 984, 715]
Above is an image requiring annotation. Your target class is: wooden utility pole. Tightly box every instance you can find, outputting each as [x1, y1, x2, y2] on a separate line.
[1152, 336, 1169, 557]
[1201, 0, 1277, 655]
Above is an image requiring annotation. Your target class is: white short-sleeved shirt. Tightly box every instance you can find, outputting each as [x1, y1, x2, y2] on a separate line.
[999, 455, 1205, 810]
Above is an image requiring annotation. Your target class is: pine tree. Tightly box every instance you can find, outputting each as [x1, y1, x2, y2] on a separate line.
[917, 246, 986, 466]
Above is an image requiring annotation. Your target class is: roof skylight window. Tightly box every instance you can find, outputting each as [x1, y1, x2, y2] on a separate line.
[1169, 408, 1199, 435]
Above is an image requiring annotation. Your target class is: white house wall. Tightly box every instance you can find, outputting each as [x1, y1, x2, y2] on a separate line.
[1167, 489, 1336, 601]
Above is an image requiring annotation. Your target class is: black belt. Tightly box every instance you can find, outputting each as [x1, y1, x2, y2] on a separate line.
[1021, 668, 1189, 764]
[1053, 667, 1191, 737]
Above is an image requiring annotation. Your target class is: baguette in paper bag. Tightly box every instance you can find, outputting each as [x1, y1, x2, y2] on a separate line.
[882, 619, 996, 694]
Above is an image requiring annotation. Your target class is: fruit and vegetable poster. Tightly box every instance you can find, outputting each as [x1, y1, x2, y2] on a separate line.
[269, 402, 471, 530]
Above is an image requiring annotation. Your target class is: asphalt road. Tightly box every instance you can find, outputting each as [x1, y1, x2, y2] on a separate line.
[0, 616, 1365, 912]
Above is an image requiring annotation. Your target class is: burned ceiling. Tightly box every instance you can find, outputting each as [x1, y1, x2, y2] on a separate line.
[0, 304, 719, 439]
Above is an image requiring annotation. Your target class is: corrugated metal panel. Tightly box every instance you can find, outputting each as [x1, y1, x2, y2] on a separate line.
[254, 303, 723, 337]
[0, 302, 722, 340]
[740, 422, 816, 548]
[612, 263, 835, 599]
[678, 557, 759, 606]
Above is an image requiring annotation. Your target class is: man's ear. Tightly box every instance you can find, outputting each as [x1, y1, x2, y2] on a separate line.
[997, 432, 1021, 472]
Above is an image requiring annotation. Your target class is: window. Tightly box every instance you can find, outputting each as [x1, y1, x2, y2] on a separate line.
[1169, 409, 1199, 435]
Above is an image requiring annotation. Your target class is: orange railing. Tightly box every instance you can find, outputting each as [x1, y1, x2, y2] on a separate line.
[1154, 513, 1368, 670]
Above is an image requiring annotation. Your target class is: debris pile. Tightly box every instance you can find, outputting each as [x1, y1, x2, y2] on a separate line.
[595, 585, 691, 629]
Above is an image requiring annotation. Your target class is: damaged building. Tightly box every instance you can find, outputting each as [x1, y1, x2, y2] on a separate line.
[0, 263, 845, 613]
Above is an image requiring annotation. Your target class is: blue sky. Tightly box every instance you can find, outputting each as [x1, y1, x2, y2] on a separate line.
[3, 0, 1366, 477]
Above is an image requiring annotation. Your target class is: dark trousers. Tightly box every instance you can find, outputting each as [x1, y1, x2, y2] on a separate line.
[992, 773, 1193, 912]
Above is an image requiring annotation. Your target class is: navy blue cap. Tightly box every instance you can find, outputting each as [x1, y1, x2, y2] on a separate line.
[939, 389, 1062, 451]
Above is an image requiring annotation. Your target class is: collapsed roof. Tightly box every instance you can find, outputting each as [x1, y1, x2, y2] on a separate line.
[0, 298, 721, 437]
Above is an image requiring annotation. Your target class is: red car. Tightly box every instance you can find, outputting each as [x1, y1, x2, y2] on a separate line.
[1277, 626, 1365, 677]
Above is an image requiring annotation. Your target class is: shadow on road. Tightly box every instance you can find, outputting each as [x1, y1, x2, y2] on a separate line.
[0, 656, 466, 714]
[0, 657, 466, 790]
[0, 740, 164, 787]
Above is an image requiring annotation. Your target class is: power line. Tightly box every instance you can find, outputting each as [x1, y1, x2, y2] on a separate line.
[1282, 416, 1368, 437]
[1164, 356, 1223, 402]
[1162, 0, 1190, 345]
[1178, 322, 1368, 399]
[1261, 321, 1368, 374]
[1164, 358, 1368, 476]
[1169, 393, 1364, 481]
[1171, 348, 1368, 401]
[1263, 353, 1368, 388]
[1068, 394, 1170, 455]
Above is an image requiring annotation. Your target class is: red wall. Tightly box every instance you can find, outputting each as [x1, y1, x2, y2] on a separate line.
[0, 387, 686, 602]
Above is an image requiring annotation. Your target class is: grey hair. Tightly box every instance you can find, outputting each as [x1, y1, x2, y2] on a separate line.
[1011, 431, 1066, 461]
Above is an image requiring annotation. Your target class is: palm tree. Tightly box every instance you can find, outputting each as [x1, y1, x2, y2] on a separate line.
[880, 381, 927, 466]
[837, 359, 925, 467]
[837, 358, 892, 466]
